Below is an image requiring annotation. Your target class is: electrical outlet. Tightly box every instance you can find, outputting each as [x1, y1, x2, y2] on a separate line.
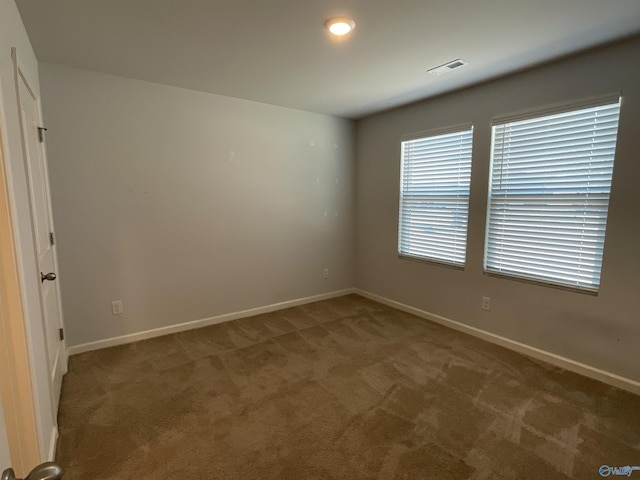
[323, 268, 329, 279]
[481, 296, 491, 311]
[111, 300, 124, 315]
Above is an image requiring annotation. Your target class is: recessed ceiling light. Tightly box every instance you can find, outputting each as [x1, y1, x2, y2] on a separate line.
[325, 17, 355, 37]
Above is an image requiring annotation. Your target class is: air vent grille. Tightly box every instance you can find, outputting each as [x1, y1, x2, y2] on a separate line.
[428, 59, 469, 76]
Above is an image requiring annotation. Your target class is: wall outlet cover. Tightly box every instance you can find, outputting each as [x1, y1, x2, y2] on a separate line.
[111, 300, 124, 315]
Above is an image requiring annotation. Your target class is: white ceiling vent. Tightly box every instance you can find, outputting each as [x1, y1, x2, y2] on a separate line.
[427, 59, 469, 76]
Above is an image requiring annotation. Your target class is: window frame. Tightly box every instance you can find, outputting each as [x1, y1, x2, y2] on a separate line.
[483, 94, 622, 293]
[398, 124, 474, 268]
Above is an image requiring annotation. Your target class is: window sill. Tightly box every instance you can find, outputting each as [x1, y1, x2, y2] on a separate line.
[483, 270, 599, 296]
[398, 253, 465, 271]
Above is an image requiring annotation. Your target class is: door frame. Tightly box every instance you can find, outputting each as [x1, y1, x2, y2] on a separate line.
[0, 82, 41, 476]
[11, 47, 67, 461]
[13, 49, 67, 414]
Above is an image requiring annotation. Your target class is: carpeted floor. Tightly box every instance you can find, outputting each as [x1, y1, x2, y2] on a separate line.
[56, 294, 640, 479]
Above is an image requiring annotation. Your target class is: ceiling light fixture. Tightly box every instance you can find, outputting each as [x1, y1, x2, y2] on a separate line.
[325, 17, 355, 37]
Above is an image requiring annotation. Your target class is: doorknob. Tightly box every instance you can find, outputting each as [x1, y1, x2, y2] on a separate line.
[40, 272, 56, 283]
[2, 462, 62, 480]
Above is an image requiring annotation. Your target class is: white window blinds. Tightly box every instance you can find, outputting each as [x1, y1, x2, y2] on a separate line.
[485, 97, 621, 291]
[399, 126, 473, 266]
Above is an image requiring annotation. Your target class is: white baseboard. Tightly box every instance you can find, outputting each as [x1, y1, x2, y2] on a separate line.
[355, 289, 640, 396]
[47, 426, 58, 461]
[66, 286, 639, 395]
[67, 288, 356, 356]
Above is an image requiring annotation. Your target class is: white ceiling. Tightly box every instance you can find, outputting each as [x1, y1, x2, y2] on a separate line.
[15, 0, 640, 119]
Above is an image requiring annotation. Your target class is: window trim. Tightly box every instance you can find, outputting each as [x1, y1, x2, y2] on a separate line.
[401, 122, 474, 142]
[483, 94, 622, 294]
[483, 269, 599, 296]
[398, 123, 474, 268]
[490, 92, 621, 126]
[398, 251, 466, 271]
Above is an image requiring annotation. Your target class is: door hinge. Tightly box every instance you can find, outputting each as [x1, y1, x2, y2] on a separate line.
[37, 126, 48, 143]
[59, 328, 64, 341]
[49, 231, 55, 246]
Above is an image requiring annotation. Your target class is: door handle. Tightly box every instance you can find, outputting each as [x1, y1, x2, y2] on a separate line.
[40, 272, 57, 283]
[2, 462, 62, 480]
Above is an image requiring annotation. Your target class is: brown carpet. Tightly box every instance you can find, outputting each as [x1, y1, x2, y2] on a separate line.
[56, 294, 640, 479]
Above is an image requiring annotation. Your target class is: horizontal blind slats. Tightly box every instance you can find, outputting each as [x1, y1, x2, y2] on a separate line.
[494, 115, 619, 139]
[485, 99, 620, 290]
[400, 127, 473, 266]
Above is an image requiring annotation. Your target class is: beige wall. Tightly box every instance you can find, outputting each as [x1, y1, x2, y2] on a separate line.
[355, 36, 640, 382]
[38, 34, 640, 384]
[39, 63, 355, 347]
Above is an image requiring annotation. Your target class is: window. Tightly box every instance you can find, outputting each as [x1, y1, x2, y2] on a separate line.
[399, 125, 473, 266]
[485, 96, 621, 291]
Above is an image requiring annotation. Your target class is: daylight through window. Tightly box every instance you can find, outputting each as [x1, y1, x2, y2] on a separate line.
[399, 126, 473, 266]
[484, 96, 621, 291]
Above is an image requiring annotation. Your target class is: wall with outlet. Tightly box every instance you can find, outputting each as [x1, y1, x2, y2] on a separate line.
[40, 63, 355, 347]
[355, 36, 640, 382]
[36, 34, 640, 384]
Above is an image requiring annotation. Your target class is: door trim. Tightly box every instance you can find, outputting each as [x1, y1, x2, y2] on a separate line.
[0, 77, 41, 475]
[11, 47, 65, 460]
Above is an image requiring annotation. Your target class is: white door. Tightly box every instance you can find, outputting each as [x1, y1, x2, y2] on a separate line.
[16, 68, 65, 412]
